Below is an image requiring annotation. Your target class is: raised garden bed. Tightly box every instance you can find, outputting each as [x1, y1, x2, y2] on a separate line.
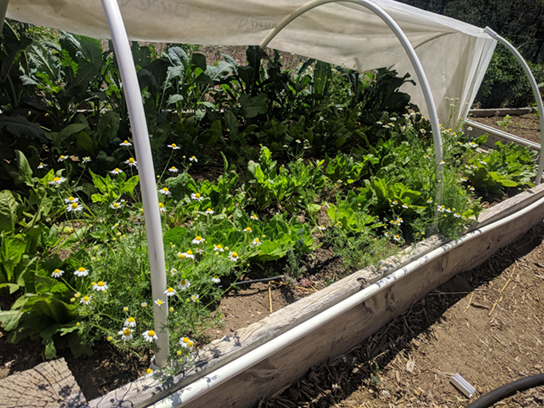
[87, 182, 544, 408]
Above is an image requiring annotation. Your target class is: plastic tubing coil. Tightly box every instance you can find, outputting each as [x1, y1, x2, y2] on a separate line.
[466, 373, 544, 408]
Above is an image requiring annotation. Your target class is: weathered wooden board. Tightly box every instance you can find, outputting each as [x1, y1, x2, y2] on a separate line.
[0, 358, 86, 408]
[87, 183, 544, 408]
[468, 107, 534, 117]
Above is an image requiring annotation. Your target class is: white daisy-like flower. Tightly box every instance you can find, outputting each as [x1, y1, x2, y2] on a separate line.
[427, 198, 433, 203]
[58, 155, 68, 162]
[376, 121, 383, 125]
[178, 279, 191, 290]
[111, 222, 120, 230]
[49, 177, 66, 186]
[445, 208, 452, 213]
[159, 187, 171, 195]
[243, 227, 252, 233]
[402, 204, 409, 209]
[124, 317, 136, 328]
[228, 251, 239, 262]
[177, 251, 195, 260]
[155, 299, 165, 306]
[384, 231, 391, 238]
[250, 214, 258, 221]
[391, 200, 398, 206]
[158, 202, 166, 213]
[205, 208, 214, 215]
[65, 196, 78, 203]
[120, 140, 132, 146]
[191, 294, 199, 302]
[167, 143, 181, 150]
[295, 139, 302, 144]
[252, 238, 262, 247]
[467, 126, 473, 131]
[189, 156, 198, 162]
[123, 306, 129, 312]
[195, 248, 203, 254]
[179, 336, 194, 350]
[119, 328, 133, 341]
[468, 186, 475, 191]
[125, 157, 137, 167]
[192, 236, 205, 245]
[80, 295, 91, 305]
[390, 117, 397, 122]
[67, 202, 83, 212]
[393, 235, 401, 242]
[420, 129, 427, 134]
[437, 205, 446, 213]
[454, 212, 462, 218]
[213, 244, 224, 252]
[190, 192, 204, 201]
[141, 302, 147, 308]
[92, 281, 108, 291]
[82, 157, 91, 163]
[212, 275, 221, 284]
[37, 162, 48, 169]
[74, 292, 81, 298]
[317, 225, 326, 231]
[142, 330, 158, 342]
[110, 168, 123, 175]
[51, 269, 64, 278]
[170, 268, 178, 276]
[74, 267, 88, 277]
[168, 166, 179, 173]
[110, 202, 122, 210]
[165, 287, 177, 297]
[479, 160, 487, 165]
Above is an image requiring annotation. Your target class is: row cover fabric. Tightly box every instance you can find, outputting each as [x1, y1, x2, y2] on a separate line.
[7, 0, 496, 122]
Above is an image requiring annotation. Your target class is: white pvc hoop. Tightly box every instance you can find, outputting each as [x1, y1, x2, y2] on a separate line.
[101, 0, 169, 368]
[260, 0, 444, 184]
[484, 27, 544, 185]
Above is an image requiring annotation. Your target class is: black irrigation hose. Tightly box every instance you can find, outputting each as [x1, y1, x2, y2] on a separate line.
[466, 373, 544, 408]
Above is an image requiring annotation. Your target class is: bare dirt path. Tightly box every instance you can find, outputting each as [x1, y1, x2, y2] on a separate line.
[265, 222, 544, 408]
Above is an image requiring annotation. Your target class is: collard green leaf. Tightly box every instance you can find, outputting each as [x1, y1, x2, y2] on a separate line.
[0, 190, 18, 233]
[240, 93, 268, 119]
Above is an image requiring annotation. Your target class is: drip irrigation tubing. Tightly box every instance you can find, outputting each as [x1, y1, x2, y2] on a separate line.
[466, 373, 544, 408]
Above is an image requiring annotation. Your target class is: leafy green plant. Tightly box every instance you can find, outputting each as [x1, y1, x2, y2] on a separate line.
[496, 115, 512, 130]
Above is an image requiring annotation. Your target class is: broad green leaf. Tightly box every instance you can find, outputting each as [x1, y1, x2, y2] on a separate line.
[52, 123, 89, 147]
[15, 150, 34, 187]
[76, 131, 95, 155]
[0, 310, 22, 331]
[0, 190, 18, 233]
[0, 234, 26, 283]
[240, 93, 268, 118]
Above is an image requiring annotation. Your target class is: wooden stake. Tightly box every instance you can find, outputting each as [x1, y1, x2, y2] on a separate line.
[268, 281, 273, 313]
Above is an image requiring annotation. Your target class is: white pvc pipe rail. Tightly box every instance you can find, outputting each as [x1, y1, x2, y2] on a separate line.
[101, 0, 169, 367]
[260, 0, 444, 183]
[151, 192, 544, 408]
[484, 27, 544, 185]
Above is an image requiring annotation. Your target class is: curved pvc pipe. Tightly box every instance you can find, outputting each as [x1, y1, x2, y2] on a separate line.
[466, 373, 544, 408]
[151, 192, 544, 407]
[260, 0, 444, 184]
[484, 27, 544, 185]
[101, 0, 169, 367]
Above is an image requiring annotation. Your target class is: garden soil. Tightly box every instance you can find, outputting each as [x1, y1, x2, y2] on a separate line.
[470, 113, 541, 145]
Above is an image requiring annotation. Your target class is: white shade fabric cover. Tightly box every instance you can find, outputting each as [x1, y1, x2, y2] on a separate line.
[7, 0, 496, 121]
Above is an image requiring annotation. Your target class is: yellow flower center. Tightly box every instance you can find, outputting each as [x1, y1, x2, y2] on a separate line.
[187, 250, 193, 255]
[69, 203, 78, 210]
[128, 317, 135, 323]
[217, 245, 222, 249]
[191, 156, 196, 159]
[178, 253, 186, 259]
[68, 196, 74, 201]
[148, 330, 155, 336]
[171, 166, 177, 170]
[53, 177, 60, 182]
[254, 238, 260, 243]
[129, 158, 135, 163]
[180, 279, 187, 285]
[188, 341, 193, 347]
[195, 236, 202, 241]
[214, 275, 219, 279]
[123, 328, 131, 335]
[54, 269, 60, 273]
[159, 203, 164, 208]
[162, 188, 168, 192]
[78, 267, 86, 272]
[171, 143, 177, 147]
[195, 193, 200, 198]
[97, 281, 105, 287]
[123, 140, 129, 144]
[183, 337, 189, 343]
[232, 252, 238, 257]
[245, 227, 251, 232]
[167, 288, 174, 292]
[83, 296, 90, 301]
